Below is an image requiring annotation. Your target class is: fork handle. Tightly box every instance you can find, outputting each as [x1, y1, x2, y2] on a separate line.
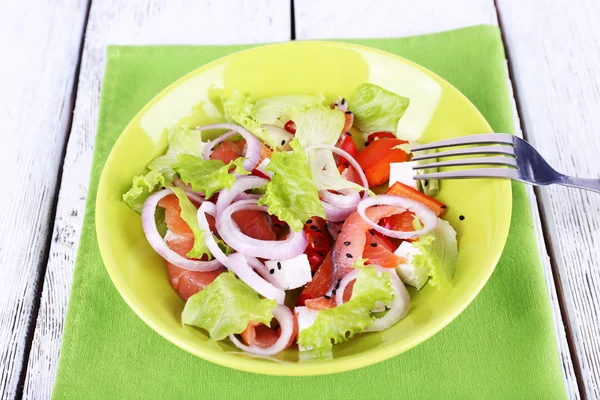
[559, 176, 600, 193]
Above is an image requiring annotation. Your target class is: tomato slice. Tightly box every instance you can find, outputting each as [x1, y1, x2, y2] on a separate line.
[355, 138, 410, 186]
[367, 131, 396, 142]
[298, 252, 332, 304]
[386, 182, 446, 216]
[338, 134, 359, 166]
[284, 120, 296, 134]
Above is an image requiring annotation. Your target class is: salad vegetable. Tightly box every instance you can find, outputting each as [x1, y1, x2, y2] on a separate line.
[123, 83, 458, 356]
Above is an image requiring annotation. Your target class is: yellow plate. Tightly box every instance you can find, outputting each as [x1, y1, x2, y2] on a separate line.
[96, 41, 511, 376]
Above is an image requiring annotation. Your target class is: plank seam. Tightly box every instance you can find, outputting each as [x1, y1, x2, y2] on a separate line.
[13, 0, 94, 398]
[493, 1, 586, 398]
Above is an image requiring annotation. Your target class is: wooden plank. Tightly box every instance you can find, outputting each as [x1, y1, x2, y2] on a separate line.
[496, 0, 600, 397]
[295, 1, 579, 398]
[0, 1, 89, 399]
[21, 0, 290, 398]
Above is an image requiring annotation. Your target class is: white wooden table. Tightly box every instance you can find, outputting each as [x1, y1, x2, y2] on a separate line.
[1, 1, 598, 398]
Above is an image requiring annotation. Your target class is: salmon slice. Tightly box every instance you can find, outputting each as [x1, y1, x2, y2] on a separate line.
[210, 139, 245, 164]
[331, 206, 401, 285]
[164, 232, 225, 300]
[241, 311, 298, 349]
[363, 231, 404, 269]
[232, 210, 277, 240]
[159, 194, 216, 237]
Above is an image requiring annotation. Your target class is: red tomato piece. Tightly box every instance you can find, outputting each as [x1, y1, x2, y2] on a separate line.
[338, 134, 359, 166]
[367, 131, 396, 142]
[284, 120, 296, 134]
[386, 182, 446, 216]
[355, 138, 410, 186]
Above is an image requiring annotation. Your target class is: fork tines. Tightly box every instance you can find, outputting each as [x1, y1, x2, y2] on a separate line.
[410, 133, 520, 181]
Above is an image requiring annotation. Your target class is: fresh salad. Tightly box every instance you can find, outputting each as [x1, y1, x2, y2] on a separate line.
[123, 83, 458, 356]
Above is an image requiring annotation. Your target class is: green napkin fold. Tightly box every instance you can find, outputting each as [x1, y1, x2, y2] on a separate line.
[52, 26, 567, 399]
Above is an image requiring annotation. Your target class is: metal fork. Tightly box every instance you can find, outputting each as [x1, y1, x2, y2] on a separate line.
[411, 133, 600, 193]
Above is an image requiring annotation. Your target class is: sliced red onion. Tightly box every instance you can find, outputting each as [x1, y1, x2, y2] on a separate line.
[366, 267, 410, 332]
[215, 176, 267, 218]
[357, 195, 438, 239]
[225, 253, 285, 303]
[321, 189, 360, 209]
[197, 123, 262, 171]
[203, 130, 237, 160]
[196, 202, 228, 264]
[247, 256, 285, 290]
[335, 266, 409, 332]
[217, 199, 307, 260]
[321, 201, 355, 222]
[305, 144, 370, 198]
[173, 177, 205, 204]
[233, 193, 261, 202]
[229, 305, 293, 355]
[142, 189, 221, 271]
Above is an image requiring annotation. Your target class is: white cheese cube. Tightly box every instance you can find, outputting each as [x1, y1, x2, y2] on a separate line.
[256, 158, 274, 178]
[394, 241, 429, 290]
[389, 161, 418, 189]
[295, 306, 319, 351]
[264, 254, 312, 290]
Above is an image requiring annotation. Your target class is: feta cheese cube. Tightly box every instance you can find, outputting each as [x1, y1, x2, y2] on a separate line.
[394, 241, 429, 289]
[389, 161, 418, 189]
[256, 158, 274, 178]
[264, 254, 312, 290]
[295, 306, 319, 351]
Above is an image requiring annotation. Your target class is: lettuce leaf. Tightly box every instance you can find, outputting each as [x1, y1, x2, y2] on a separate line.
[254, 94, 327, 126]
[170, 187, 211, 259]
[173, 154, 249, 199]
[292, 107, 364, 193]
[223, 91, 327, 149]
[297, 265, 394, 353]
[122, 169, 166, 212]
[148, 126, 206, 178]
[350, 83, 410, 134]
[412, 218, 458, 288]
[258, 139, 325, 232]
[182, 272, 276, 341]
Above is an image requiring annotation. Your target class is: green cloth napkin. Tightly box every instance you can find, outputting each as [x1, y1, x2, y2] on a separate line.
[52, 25, 567, 399]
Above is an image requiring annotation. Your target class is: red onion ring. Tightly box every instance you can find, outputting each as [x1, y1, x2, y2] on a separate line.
[229, 305, 294, 355]
[321, 189, 360, 209]
[215, 176, 267, 218]
[336, 266, 410, 332]
[197, 203, 285, 302]
[320, 201, 355, 222]
[173, 176, 204, 204]
[197, 123, 262, 171]
[142, 189, 221, 271]
[203, 130, 237, 160]
[357, 195, 438, 239]
[225, 253, 285, 303]
[217, 199, 307, 260]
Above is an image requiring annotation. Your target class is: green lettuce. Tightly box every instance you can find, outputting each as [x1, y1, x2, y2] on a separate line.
[412, 218, 458, 288]
[148, 126, 206, 178]
[170, 187, 211, 259]
[173, 154, 249, 199]
[223, 91, 326, 149]
[292, 107, 364, 193]
[297, 265, 395, 353]
[122, 169, 166, 212]
[182, 272, 276, 341]
[254, 94, 327, 126]
[258, 139, 325, 232]
[349, 83, 410, 134]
